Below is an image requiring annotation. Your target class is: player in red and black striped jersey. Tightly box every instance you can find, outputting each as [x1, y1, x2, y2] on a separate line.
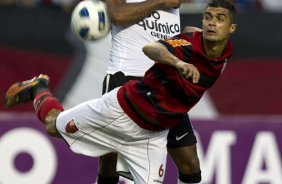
[117, 30, 233, 131]
[4, 0, 237, 183]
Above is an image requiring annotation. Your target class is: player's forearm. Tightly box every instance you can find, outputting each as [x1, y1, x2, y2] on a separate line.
[107, 0, 164, 26]
[143, 42, 200, 83]
[143, 42, 180, 67]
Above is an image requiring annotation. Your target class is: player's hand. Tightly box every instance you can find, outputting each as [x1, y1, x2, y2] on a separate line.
[161, 0, 182, 9]
[175, 61, 200, 83]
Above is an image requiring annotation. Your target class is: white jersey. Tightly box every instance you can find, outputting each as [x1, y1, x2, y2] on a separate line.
[107, 3, 180, 76]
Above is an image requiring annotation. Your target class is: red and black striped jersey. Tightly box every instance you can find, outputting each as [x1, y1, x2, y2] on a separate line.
[117, 31, 233, 131]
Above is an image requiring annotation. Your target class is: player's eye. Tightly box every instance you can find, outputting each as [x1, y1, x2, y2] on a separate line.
[217, 16, 225, 22]
[204, 15, 212, 21]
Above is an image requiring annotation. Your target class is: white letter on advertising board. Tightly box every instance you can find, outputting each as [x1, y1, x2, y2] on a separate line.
[0, 128, 57, 184]
[197, 131, 236, 184]
[242, 132, 282, 184]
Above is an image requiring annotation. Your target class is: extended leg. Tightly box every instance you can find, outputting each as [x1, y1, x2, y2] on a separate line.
[4, 74, 63, 137]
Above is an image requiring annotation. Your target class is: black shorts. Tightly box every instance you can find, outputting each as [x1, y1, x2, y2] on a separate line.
[166, 114, 197, 148]
[102, 71, 197, 148]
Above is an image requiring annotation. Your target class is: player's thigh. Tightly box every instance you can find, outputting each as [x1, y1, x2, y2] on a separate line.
[55, 89, 123, 156]
[56, 88, 122, 133]
[120, 130, 168, 184]
[167, 114, 197, 148]
[167, 114, 200, 172]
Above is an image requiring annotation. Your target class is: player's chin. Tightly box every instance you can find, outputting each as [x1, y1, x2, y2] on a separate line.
[203, 35, 219, 42]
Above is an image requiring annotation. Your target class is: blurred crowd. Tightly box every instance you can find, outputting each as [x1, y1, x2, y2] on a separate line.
[0, 0, 281, 12]
[0, 0, 81, 12]
[183, 0, 282, 12]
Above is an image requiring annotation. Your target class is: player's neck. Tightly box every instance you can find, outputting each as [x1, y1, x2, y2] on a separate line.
[203, 39, 228, 60]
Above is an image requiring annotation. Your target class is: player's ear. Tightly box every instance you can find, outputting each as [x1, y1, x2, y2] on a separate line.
[229, 24, 237, 34]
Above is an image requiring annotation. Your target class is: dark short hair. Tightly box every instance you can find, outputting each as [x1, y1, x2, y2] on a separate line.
[205, 0, 237, 23]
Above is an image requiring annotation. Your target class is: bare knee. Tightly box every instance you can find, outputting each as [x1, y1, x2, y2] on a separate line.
[44, 109, 61, 137]
[180, 156, 200, 173]
[176, 154, 200, 173]
[168, 144, 200, 174]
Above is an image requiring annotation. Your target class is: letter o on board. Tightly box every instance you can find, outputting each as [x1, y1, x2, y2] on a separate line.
[0, 128, 57, 184]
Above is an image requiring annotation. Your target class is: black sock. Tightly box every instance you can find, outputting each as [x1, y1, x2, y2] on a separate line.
[97, 174, 119, 184]
[179, 170, 201, 183]
[32, 86, 49, 100]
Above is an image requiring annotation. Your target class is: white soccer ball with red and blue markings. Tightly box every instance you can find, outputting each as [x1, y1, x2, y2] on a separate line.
[71, 0, 110, 40]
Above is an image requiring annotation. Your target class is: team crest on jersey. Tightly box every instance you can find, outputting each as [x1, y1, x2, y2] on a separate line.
[165, 39, 191, 47]
[66, 119, 79, 133]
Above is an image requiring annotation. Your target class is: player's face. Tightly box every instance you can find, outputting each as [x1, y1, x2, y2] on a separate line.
[202, 7, 236, 42]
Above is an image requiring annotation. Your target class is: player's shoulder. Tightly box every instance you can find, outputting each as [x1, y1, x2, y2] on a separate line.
[171, 32, 197, 44]
[182, 26, 202, 37]
[158, 31, 202, 49]
[181, 31, 203, 44]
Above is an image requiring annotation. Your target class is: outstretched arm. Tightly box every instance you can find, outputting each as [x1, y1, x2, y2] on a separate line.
[143, 42, 200, 83]
[107, 0, 182, 26]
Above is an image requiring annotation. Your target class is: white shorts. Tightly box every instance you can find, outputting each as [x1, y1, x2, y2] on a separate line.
[56, 88, 168, 184]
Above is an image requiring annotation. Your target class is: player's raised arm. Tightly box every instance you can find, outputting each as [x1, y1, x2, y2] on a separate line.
[143, 42, 200, 83]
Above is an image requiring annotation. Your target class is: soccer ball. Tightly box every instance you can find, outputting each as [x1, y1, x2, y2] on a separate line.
[71, 0, 110, 41]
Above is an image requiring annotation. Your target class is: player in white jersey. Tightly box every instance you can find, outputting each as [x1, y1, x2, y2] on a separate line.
[108, 8, 180, 76]
[98, 0, 202, 184]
